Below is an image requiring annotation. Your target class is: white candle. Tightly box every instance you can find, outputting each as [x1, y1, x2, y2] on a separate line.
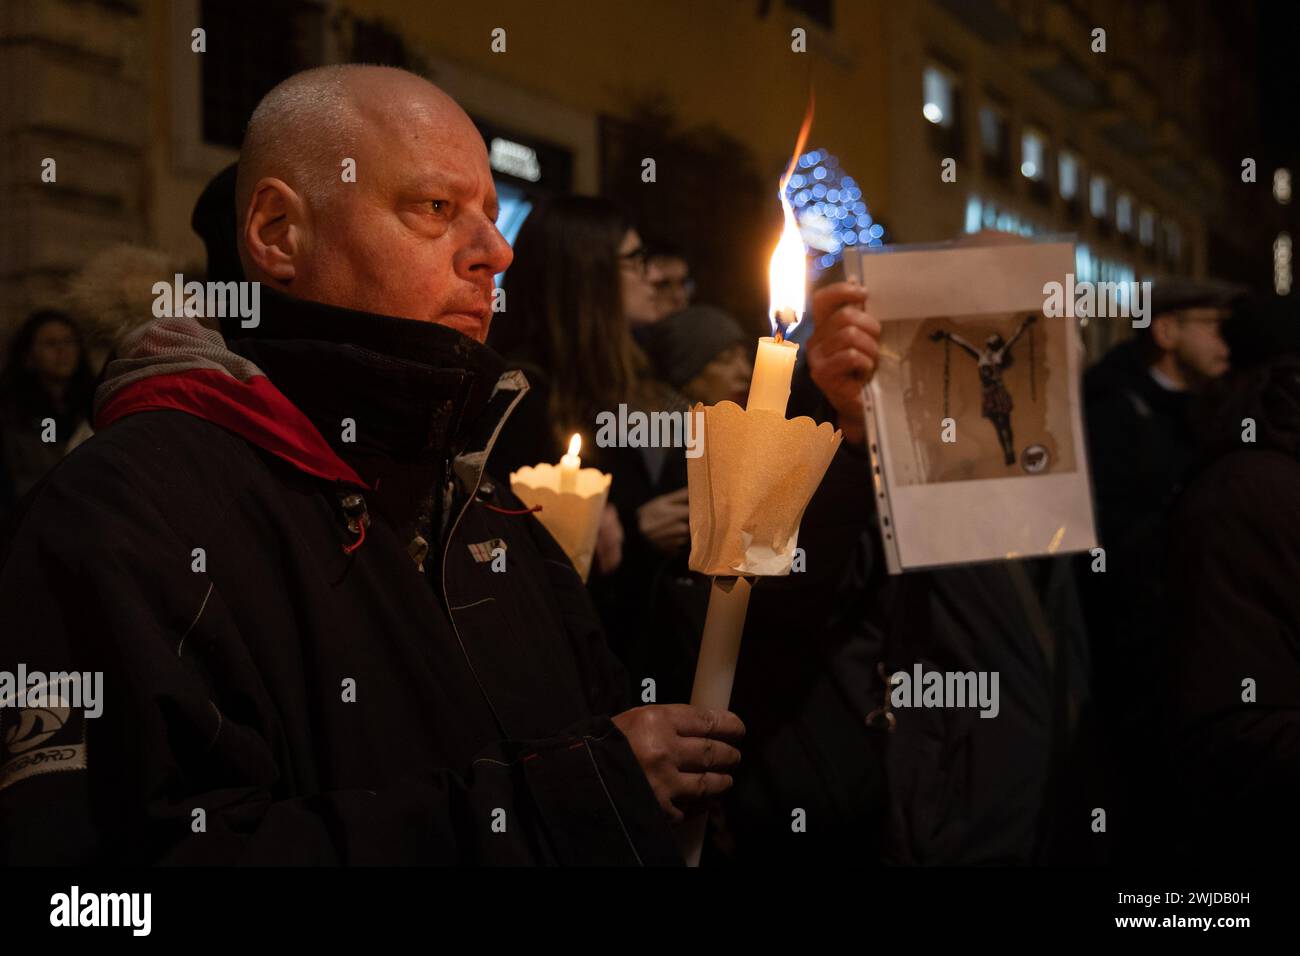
[746, 326, 799, 414]
[559, 433, 581, 494]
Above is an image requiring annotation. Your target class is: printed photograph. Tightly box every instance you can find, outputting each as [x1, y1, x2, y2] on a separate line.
[880, 309, 1077, 485]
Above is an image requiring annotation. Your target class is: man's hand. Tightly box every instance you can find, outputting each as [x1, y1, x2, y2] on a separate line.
[594, 503, 624, 574]
[612, 704, 745, 823]
[636, 487, 691, 555]
[807, 280, 881, 445]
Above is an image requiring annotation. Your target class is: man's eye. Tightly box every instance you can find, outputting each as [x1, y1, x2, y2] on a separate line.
[429, 200, 449, 214]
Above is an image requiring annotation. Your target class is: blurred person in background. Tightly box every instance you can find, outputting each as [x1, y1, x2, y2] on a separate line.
[627, 305, 754, 701]
[644, 241, 695, 321]
[190, 161, 245, 285]
[488, 195, 667, 474]
[1078, 277, 1242, 859]
[489, 196, 693, 678]
[1154, 295, 1300, 864]
[0, 310, 93, 519]
[640, 305, 753, 408]
[1084, 278, 1239, 559]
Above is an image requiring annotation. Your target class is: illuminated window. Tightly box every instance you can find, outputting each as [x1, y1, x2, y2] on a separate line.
[979, 106, 1004, 153]
[1090, 173, 1109, 219]
[1275, 233, 1292, 295]
[1058, 150, 1080, 200]
[923, 66, 955, 128]
[1162, 220, 1182, 264]
[1139, 207, 1155, 246]
[1116, 192, 1133, 234]
[1020, 129, 1046, 180]
[1275, 168, 1292, 205]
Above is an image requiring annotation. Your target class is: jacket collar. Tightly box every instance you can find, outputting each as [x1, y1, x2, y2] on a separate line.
[225, 287, 527, 531]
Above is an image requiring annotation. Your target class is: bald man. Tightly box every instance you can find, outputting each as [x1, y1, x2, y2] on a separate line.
[0, 66, 749, 865]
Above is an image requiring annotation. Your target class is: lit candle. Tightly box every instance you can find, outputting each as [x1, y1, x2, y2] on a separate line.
[682, 121, 814, 867]
[559, 433, 581, 494]
[747, 324, 799, 414]
[747, 174, 807, 416]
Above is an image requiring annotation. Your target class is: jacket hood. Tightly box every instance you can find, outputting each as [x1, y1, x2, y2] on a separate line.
[95, 315, 369, 488]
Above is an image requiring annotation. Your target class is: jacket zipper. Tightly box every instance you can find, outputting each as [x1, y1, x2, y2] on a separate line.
[435, 375, 645, 864]
[438, 376, 529, 739]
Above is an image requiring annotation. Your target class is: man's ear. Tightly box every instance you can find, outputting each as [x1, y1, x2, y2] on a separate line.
[241, 177, 306, 284]
[1151, 314, 1180, 351]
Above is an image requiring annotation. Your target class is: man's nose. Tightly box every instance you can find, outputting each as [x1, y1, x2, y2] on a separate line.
[462, 217, 513, 279]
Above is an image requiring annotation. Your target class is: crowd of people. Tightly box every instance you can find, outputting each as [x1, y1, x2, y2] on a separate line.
[1, 64, 1296, 866]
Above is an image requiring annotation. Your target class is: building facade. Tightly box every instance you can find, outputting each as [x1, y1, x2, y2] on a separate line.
[0, 0, 1282, 357]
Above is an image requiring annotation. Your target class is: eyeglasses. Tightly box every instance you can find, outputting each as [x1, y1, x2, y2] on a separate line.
[652, 277, 696, 297]
[619, 246, 648, 274]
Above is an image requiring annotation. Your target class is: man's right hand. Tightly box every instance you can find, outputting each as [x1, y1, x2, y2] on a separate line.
[807, 280, 881, 446]
[611, 704, 745, 823]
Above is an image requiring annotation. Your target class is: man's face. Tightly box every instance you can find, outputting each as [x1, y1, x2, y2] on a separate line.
[647, 256, 692, 317]
[1161, 306, 1231, 383]
[291, 88, 513, 343]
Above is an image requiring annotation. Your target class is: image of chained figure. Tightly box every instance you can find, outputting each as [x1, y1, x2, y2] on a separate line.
[929, 314, 1038, 465]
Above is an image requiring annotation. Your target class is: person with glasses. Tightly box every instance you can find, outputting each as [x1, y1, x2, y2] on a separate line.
[644, 242, 695, 320]
[489, 198, 701, 684]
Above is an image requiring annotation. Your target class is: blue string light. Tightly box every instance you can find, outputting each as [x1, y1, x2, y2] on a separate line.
[785, 147, 884, 275]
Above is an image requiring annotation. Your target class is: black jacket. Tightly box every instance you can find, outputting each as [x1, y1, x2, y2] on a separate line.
[1156, 355, 1300, 862]
[490, 361, 707, 704]
[1077, 338, 1198, 750]
[0, 290, 680, 865]
[1082, 338, 1199, 555]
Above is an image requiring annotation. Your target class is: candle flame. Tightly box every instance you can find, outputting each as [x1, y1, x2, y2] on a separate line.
[566, 433, 582, 457]
[770, 90, 815, 337]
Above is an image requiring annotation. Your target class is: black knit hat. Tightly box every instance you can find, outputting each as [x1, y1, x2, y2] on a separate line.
[638, 306, 749, 389]
[191, 162, 244, 285]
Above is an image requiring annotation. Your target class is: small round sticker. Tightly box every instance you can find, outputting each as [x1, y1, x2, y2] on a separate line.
[1021, 444, 1049, 474]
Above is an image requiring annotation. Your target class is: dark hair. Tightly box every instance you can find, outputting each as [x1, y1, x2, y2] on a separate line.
[644, 238, 688, 266]
[491, 196, 664, 442]
[0, 310, 94, 427]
